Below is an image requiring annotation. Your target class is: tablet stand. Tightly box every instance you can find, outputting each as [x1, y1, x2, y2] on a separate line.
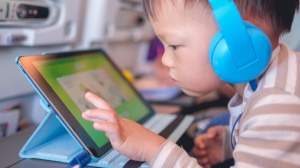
[19, 99, 84, 163]
[19, 99, 131, 167]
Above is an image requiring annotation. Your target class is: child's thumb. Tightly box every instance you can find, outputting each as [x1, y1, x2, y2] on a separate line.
[206, 129, 217, 139]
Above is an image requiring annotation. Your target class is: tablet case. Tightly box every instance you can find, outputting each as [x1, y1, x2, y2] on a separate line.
[16, 50, 136, 167]
[19, 99, 85, 162]
[16, 52, 150, 167]
[19, 99, 149, 168]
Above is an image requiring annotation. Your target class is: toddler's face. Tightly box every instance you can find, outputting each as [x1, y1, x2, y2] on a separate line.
[150, 1, 226, 97]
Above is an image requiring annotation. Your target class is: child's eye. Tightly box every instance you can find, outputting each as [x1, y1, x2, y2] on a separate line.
[169, 45, 178, 50]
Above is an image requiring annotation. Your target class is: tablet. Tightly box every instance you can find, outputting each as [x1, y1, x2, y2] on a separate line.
[16, 49, 155, 158]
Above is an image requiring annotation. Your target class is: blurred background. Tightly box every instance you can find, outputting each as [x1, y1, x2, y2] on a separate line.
[0, 0, 299, 139]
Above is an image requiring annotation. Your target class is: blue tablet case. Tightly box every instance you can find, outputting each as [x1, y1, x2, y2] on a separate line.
[17, 50, 118, 167]
[19, 99, 85, 162]
[19, 99, 87, 163]
[19, 99, 147, 168]
[16, 51, 151, 167]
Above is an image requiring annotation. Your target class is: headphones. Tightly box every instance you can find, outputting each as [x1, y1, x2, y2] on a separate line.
[208, 0, 272, 91]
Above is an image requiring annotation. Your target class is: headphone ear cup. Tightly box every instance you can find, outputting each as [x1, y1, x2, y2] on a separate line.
[209, 22, 272, 84]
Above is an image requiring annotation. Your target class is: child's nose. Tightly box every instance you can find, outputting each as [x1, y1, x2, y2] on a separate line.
[161, 53, 174, 68]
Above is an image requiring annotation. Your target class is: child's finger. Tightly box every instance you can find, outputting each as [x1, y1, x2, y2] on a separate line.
[82, 110, 107, 123]
[206, 126, 223, 140]
[203, 164, 211, 168]
[93, 122, 122, 143]
[197, 157, 209, 165]
[206, 128, 218, 139]
[192, 147, 207, 157]
[82, 112, 103, 123]
[194, 135, 207, 149]
[85, 92, 113, 110]
[83, 109, 119, 124]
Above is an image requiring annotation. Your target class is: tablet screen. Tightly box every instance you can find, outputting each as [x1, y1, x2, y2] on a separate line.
[18, 50, 154, 157]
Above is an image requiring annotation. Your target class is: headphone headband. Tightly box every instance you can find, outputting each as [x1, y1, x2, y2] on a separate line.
[208, 0, 257, 68]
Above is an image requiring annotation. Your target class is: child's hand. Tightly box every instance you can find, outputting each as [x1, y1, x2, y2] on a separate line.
[82, 92, 166, 163]
[192, 126, 224, 168]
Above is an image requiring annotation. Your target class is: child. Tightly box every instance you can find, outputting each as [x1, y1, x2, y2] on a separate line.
[82, 0, 300, 167]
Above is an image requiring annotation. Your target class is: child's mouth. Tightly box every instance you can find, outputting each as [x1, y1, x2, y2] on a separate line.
[172, 78, 181, 86]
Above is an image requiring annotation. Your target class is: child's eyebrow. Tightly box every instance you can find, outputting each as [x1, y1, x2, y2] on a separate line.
[157, 32, 169, 39]
[157, 31, 179, 41]
[157, 34, 175, 43]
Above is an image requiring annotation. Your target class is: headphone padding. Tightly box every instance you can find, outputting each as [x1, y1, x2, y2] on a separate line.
[209, 22, 272, 84]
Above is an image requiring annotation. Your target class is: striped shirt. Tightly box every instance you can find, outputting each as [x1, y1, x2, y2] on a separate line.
[150, 43, 300, 168]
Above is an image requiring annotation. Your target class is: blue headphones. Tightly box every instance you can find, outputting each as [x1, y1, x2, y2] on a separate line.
[208, 0, 272, 91]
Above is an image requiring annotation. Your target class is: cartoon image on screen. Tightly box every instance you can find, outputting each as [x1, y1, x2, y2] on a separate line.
[57, 67, 130, 112]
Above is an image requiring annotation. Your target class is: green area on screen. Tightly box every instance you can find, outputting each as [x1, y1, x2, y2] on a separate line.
[33, 53, 149, 148]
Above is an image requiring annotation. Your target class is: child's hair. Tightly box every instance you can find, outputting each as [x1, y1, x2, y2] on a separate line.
[142, 0, 299, 35]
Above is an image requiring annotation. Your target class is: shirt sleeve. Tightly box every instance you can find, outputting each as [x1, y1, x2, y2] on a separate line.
[150, 140, 201, 168]
[149, 125, 232, 168]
